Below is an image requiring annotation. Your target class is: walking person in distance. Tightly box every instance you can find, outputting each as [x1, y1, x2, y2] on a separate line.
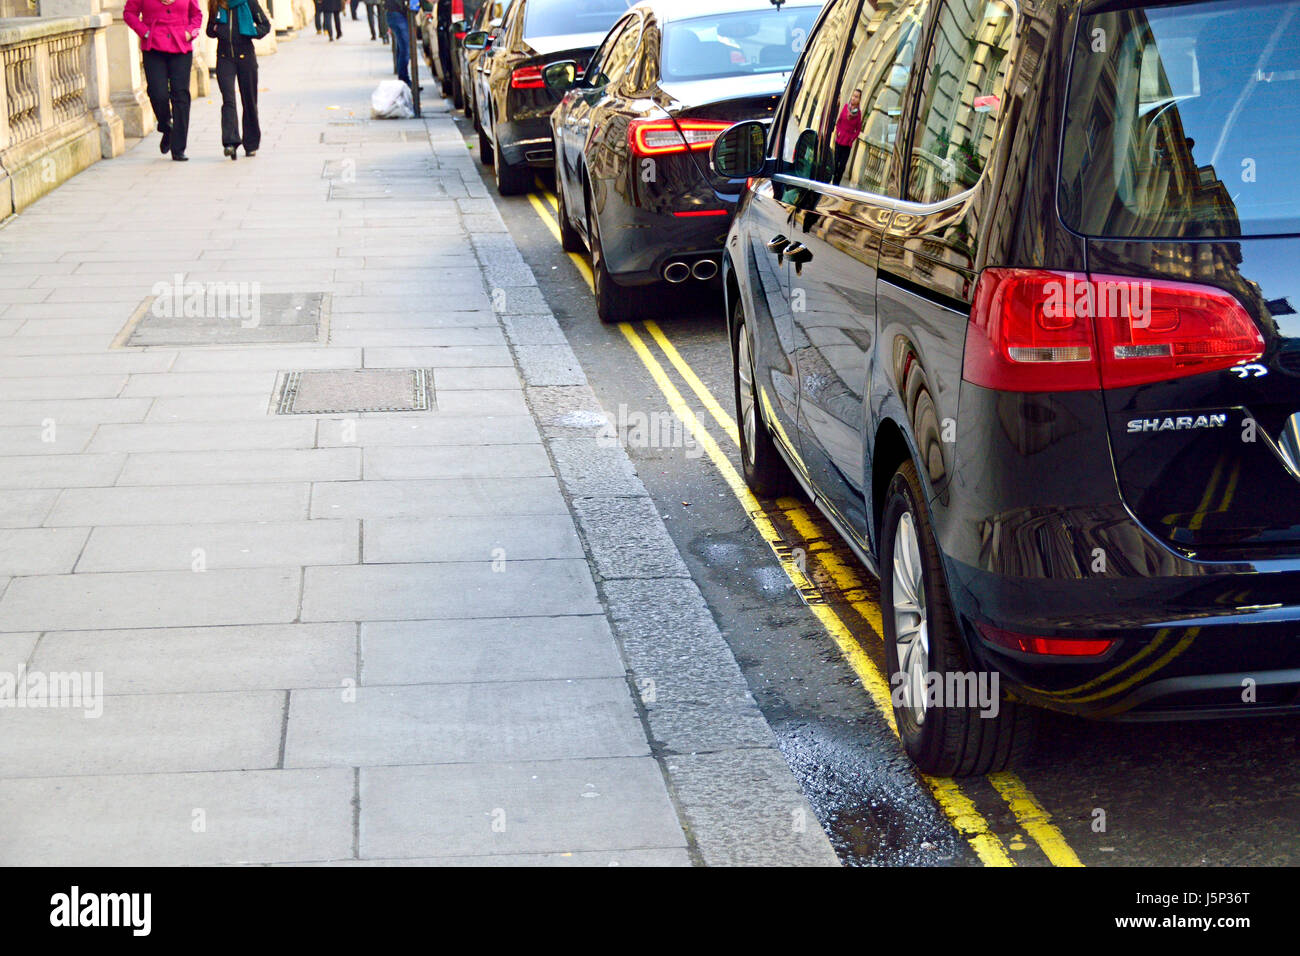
[322, 0, 343, 39]
[206, 0, 268, 160]
[124, 0, 203, 161]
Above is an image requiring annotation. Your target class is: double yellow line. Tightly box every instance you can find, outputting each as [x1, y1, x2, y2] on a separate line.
[526, 180, 1083, 867]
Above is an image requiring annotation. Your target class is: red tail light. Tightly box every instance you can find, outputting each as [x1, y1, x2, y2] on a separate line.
[962, 269, 1265, 392]
[979, 624, 1115, 657]
[629, 118, 732, 157]
[451, 0, 464, 17]
[455, 31, 466, 40]
[510, 64, 546, 89]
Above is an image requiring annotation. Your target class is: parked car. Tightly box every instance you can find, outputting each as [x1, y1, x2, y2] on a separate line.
[713, 0, 1300, 775]
[460, 0, 505, 122]
[547, 0, 823, 323]
[466, 0, 634, 195]
[423, 0, 468, 104]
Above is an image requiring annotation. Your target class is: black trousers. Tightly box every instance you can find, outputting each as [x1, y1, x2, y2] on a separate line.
[142, 49, 192, 157]
[325, 9, 342, 37]
[350, 0, 360, 17]
[217, 51, 260, 151]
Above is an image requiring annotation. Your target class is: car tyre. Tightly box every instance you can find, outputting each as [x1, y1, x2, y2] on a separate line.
[880, 459, 1036, 776]
[733, 299, 796, 497]
[477, 124, 493, 165]
[451, 72, 464, 109]
[588, 190, 638, 323]
[555, 172, 583, 253]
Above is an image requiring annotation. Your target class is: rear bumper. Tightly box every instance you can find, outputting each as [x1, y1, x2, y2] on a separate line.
[601, 183, 745, 286]
[930, 381, 1300, 720]
[497, 121, 555, 168]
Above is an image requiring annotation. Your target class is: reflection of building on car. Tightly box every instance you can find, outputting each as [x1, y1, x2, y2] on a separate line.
[468, 0, 635, 195]
[548, 0, 822, 322]
[710, 0, 1300, 775]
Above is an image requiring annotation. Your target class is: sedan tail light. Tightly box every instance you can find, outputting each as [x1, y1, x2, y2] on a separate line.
[962, 269, 1264, 392]
[510, 65, 546, 89]
[629, 118, 732, 157]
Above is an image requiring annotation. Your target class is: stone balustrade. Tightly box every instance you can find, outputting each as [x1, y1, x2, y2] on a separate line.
[0, 12, 122, 215]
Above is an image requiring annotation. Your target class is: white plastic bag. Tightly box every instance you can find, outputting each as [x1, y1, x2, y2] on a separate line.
[370, 80, 414, 120]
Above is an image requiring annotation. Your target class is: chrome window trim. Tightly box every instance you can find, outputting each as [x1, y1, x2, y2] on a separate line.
[769, 173, 976, 216]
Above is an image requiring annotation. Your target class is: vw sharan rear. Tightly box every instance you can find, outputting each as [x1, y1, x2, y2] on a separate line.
[955, 0, 1300, 720]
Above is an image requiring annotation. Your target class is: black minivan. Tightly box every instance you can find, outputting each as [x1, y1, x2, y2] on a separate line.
[712, 0, 1300, 775]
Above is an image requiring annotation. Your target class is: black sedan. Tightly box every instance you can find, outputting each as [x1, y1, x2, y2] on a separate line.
[467, 0, 634, 195]
[714, 0, 1300, 775]
[459, 0, 505, 121]
[546, 0, 822, 323]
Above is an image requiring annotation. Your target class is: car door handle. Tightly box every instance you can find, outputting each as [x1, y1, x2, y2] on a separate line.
[783, 241, 811, 263]
[765, 235, 789, 253]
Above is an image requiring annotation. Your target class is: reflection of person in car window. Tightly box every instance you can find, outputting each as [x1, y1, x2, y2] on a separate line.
[834, 89, 863, 185]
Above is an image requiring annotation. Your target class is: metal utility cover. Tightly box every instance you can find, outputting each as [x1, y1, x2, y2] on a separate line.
[276, 368, 433, 414]
[119, 292, 329, 347]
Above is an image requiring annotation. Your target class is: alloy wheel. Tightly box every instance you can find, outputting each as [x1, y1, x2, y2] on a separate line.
[891, 511, 929, 726]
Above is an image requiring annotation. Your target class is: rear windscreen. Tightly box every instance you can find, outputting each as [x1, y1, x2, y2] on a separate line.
[661, 6, 821, 81]
[1060, 0, 1300, 239]
[523, 0, 632, 38]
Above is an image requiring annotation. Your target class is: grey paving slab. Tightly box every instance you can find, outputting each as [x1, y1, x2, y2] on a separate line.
[319, 414, 540, 447]
[77, 520, 359, 572]
[361, 616, 623, 685]
[0, 568, 301, 631]
[146, 395, 277, 422]
[288, 679, 647, 768]
[47, 482, 310, 526]
[121, 371, 280, 397]
[0, 527, 90, 575]
[311, 476, 566, 519]
[362, 444, 552, 480]
[117, 448, 361, 485]
[0, 375, 128, 401]
[0, 398, 153, 425]
[0, 768, 355, 865]
[0, 490, 59, 528]
[32, 623, 357, 694]
[0, 690, 285, 778]
[330, 328, 505, 348]
[359, 759, 685, 860]
[432, 389, 529, 416]
[433, 367, 523, 390]
[295, 848, 692, 866]
[169, 349, 361, 373]
[0, 632, 38, 673]
[89, 420, 317, 454]
[362, 514, 582, 564]
[363, 346, 513, 368]
[0, 454, 125, 490]
[0, 425, 95, 456]
[302, 559, 601, 621]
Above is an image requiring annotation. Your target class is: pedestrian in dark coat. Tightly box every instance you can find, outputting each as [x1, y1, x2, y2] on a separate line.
[321, 0, 343, 39]
[206, 0, 264, 159]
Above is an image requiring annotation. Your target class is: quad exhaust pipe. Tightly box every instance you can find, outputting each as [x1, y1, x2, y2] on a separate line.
[663, 258, 718, 283]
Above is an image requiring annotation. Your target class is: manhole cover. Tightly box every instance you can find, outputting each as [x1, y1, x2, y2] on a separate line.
[118, 292, 330, 347]
[275, 368, 433, 414]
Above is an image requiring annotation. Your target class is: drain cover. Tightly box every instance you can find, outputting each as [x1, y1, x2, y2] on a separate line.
[119, 292, 330, 347]
[276, 368, 433, 414]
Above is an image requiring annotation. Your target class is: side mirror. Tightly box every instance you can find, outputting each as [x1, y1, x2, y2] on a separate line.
[543, 60, 579, 93]
[464, 30, 490, 50]
[711, 120, 767, 179]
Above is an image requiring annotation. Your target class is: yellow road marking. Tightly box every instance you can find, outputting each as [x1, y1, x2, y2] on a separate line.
[527, 187, 1088, 869]
[527, 193, 594, 291]
[617, 320, 1014, 867]
[988, 773, 1084, 867]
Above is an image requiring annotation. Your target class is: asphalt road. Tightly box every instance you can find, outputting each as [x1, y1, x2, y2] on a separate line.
[455, 112, 1300, 868]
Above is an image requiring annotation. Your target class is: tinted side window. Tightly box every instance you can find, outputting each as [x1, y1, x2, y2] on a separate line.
[906, 0, 1016, 204]
[776, 0, 863, 182]
[832, 0, 931, 193]
[586, 18, 630, 86]
[603, 14, 644, 87]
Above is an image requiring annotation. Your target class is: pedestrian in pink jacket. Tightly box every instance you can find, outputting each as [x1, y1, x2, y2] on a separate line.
[124, 0, 203, 161]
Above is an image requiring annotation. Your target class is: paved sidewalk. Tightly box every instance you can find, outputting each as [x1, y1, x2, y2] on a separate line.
[0, 28, 837, 866]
